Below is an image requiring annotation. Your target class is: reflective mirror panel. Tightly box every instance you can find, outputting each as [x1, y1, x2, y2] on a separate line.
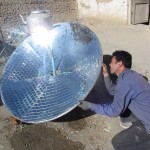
[1, 22, 102, 123]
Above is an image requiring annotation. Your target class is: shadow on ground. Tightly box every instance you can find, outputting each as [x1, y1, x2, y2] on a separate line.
[10, 124, 85, 150]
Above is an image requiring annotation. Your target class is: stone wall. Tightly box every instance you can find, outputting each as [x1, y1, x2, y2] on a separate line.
[0, 0, 79, 29]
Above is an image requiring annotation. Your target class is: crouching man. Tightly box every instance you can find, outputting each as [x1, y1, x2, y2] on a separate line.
[79, 50, 150, 150]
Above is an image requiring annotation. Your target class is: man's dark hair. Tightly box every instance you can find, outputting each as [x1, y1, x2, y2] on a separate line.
[112, 50, 132, 68]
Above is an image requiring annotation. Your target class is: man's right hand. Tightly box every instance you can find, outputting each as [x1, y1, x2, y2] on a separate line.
[102, 63, 109, 77]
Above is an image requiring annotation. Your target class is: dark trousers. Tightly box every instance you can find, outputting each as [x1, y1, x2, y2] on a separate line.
[112, 121, 150, 150]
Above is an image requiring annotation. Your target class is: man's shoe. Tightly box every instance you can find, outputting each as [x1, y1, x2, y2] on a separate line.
[120, 122, 132, 129]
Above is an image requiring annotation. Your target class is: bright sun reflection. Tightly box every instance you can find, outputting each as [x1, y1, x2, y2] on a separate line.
[32, 26, 57, 47]
[31, 26, 57, 77]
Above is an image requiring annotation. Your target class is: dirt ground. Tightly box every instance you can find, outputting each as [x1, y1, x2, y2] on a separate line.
[0, 17, 150, 150]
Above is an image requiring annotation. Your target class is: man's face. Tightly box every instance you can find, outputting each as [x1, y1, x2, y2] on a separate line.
[109, 56, 121, 74]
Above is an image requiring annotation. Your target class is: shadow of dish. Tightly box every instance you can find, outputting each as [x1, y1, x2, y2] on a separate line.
[54, 54, 118, 122]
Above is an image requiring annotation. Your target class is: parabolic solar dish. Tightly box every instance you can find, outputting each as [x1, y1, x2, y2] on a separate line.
[1, 22, 102, 123]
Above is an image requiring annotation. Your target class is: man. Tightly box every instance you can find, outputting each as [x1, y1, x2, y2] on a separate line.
[79, 50, 150, 149]
[103, 63, 137, 129]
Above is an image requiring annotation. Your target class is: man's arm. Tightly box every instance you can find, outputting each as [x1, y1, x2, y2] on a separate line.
[102, 64, 116, 95]
[79, 82, 133, 117]
[104, 76, 116, 95]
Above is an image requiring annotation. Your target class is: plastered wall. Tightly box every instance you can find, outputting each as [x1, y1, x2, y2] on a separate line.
[77, 0, 128, 22]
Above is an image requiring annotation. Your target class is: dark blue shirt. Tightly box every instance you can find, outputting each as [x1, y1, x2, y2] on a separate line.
[91, 69, 150, 134]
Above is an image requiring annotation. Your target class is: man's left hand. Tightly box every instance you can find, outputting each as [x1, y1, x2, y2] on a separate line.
[78, 101, 92, 110]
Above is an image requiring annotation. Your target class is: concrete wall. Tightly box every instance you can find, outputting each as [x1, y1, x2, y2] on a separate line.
[0, 0, 79, 29]
[77, 0, 128, 22]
